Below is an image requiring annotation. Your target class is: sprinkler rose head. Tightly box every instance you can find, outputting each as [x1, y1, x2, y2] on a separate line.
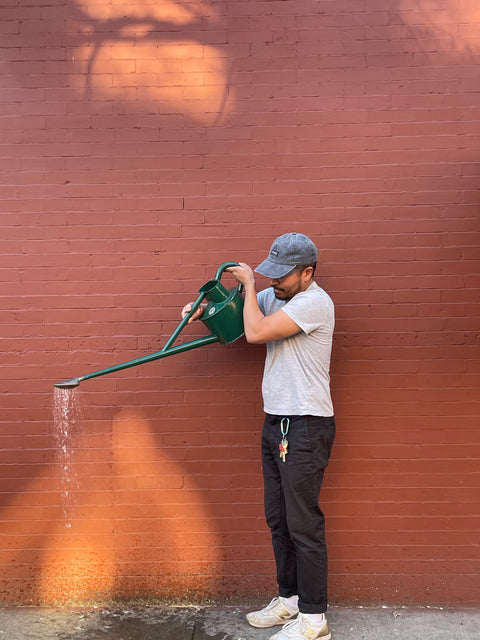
[54, 377, 81, 389]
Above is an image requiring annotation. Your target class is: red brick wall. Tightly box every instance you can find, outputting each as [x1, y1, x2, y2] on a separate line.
[0, 0, 479, 606]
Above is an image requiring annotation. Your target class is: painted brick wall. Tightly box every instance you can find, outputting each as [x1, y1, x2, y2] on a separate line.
[0, 0, 479, 607]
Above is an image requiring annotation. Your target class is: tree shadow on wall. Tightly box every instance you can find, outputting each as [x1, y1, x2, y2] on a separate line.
[6, 0, 479, 125]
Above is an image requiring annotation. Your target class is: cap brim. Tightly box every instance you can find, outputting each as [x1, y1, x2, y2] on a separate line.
[254, 258, 294, 279]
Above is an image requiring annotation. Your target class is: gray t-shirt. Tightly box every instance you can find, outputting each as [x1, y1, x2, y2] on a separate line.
[257, 281, 334, 417]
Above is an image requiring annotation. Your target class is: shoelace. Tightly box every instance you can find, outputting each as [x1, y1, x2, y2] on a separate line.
[264, 596, 283, 611]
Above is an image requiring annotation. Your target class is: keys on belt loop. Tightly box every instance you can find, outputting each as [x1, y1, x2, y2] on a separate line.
[279, 417, 290, 462]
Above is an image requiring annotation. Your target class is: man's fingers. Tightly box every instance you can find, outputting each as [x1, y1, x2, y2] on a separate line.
[181, 303, 193, 319]
[181, 302, 204, 323]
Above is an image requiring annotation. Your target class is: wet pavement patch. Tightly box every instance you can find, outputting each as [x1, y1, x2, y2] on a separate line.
[65, 607, 197, 639]
[54, 606, 247, 640]
[0, 605, 261, 640]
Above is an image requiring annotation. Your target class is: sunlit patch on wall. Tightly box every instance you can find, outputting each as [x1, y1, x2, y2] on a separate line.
[396, 0, 479, 52]
[68, 0, 232, 124]
[0, 402, 221, 604]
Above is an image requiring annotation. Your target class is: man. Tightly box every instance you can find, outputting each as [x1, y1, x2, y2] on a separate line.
[183, 233, 335, 640]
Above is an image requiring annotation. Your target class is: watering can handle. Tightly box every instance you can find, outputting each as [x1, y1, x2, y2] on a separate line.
[214, 261, 244, 294]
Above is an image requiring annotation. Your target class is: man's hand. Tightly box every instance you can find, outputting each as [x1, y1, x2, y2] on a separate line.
[181, 302, 205, 323]
[226, 262, 256, 289]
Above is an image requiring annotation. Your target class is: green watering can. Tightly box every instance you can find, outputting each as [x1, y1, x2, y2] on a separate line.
[54, 262, 244, 389]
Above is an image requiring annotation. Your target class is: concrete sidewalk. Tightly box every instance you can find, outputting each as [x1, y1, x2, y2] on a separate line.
[0, 604, 478, 640]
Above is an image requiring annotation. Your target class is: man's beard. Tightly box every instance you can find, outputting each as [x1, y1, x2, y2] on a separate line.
[272, 286, 291, 301]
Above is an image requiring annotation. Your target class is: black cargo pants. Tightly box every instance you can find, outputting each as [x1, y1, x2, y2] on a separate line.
[262, 413, 336, 614]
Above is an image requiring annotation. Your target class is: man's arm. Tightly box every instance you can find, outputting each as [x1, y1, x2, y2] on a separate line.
[227, 263, 301, 344]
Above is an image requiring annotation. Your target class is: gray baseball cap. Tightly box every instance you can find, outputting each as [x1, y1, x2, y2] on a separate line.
[255, 232, 318, 278]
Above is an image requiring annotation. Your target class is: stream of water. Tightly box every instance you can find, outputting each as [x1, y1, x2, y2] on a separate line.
[53, 387, 82, 528]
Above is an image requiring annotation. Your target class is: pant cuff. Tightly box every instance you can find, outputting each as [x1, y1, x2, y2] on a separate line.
[298, 601, 328, 614]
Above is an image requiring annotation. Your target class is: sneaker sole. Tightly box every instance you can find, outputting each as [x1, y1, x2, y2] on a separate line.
[269, 634, 331, 640]
[246, 614, 298, 628]
[269, 621, 331, 640]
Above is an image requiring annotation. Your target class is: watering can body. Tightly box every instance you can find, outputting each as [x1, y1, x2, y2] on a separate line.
[199, 277, 244, 345]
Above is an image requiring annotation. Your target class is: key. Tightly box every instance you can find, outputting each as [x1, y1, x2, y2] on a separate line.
[279, 437, 288, 462]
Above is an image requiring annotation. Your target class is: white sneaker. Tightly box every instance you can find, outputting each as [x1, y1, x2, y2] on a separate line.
[246, 596, 299, 628]
[269, 614, 331, 640]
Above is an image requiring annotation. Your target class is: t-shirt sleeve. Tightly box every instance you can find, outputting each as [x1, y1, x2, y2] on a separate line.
[282, 291, 329, 335]
[257, 289, 268, 315]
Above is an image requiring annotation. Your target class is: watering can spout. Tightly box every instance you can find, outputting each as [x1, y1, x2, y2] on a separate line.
[54, 262, 244, 388]
[54, 377, 81, 389]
